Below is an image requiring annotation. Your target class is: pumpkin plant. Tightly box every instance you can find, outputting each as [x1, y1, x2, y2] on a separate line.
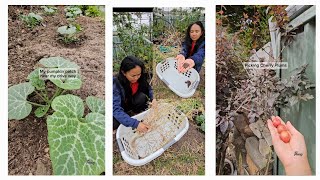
[57, 24, 82, 44]
[64, 6, 82, 20]
[9, 56, 82, 119]
[8, 56, 105, 175]
[20, 12, 43, 28]
[41, 6, 58, 15]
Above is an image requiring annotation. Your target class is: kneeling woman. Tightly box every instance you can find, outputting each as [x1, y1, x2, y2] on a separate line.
[113, 56, 155, 133]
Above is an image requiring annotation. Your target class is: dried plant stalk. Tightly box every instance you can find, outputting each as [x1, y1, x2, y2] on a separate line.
[125, 103, 186, 159]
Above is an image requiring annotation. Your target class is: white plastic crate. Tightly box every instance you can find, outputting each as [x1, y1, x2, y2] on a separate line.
[116, 103, 189, 166]
[156, 57, 200, 98]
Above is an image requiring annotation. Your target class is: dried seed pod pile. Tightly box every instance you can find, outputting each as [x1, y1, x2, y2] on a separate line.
[123, 103, 186, 159]
[183, 63, 189, 69]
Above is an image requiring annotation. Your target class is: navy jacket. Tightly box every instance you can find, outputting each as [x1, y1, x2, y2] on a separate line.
[113, 77, 153, 128]
[180, 40, 205, 72]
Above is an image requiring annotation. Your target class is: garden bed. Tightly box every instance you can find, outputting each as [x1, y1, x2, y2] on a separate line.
[8, 5, 105, 175]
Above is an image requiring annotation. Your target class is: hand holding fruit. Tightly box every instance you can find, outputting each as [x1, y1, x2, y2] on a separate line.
[267, 116, 311, 175]
[272, 116, 291, 143]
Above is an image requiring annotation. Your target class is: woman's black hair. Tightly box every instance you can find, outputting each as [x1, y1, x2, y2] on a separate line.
[184, 21, 205, 56]
[117, 56, 150, 101]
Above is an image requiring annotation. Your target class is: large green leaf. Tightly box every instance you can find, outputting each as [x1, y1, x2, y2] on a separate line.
[41, 6, 57, 14]
[86, 96, 105, 115]
[39, 57, 80, 69]
[8, 82, 35, 120]
[47, 94, 105, 175]
[39, 57, 82, 90]
[57, 25, 77, 35]
[27, 68, 45, 90]
[28, 13, 43, 21]
[50, 78, 82, 90]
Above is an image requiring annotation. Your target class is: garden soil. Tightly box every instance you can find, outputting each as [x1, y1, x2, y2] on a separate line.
[8, 6, 105, 175]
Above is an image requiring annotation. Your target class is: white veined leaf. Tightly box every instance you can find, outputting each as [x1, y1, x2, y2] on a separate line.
[28, 13, 43, 21]
[39, 57, 81, 90]
[51, 94, 84, 118]
[50, 78, 82, 90]
[73, 9, 82, 15]
[39, 57, 80, 69]
[65, 12, 73, 17]
[86, 96, 105, 115]
[47, 94, 105, 175]
[69, 7, 82, 15]
[64, 6, 82, 17]
[41, 6, 57, 14]
[8, 82, 35, 120]
[57, 25, 77, 35]
[46, 8, 54, 13]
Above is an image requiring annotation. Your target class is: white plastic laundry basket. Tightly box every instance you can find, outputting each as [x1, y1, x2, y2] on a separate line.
[156, 57, 200, 98]
[116, 103, 189, 166]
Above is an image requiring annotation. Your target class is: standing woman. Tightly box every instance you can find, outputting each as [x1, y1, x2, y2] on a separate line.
[175, 21, 205, 73]
[113, 56, 155, 133]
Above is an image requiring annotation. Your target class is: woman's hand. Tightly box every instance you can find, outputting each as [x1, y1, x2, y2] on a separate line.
[137, 122, 151, 133]
[184, 59, 196, 72]
[175, 54, 185, 61]
[175, 54, 185, 73]
[179, 59, 195, 73]
[267, 116, 312, 175]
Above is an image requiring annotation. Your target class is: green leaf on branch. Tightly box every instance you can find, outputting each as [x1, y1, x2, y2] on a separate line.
[8, 82, 35, 120]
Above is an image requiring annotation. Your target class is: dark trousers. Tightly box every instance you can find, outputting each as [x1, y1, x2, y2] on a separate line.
[113, 92, 148, 130]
